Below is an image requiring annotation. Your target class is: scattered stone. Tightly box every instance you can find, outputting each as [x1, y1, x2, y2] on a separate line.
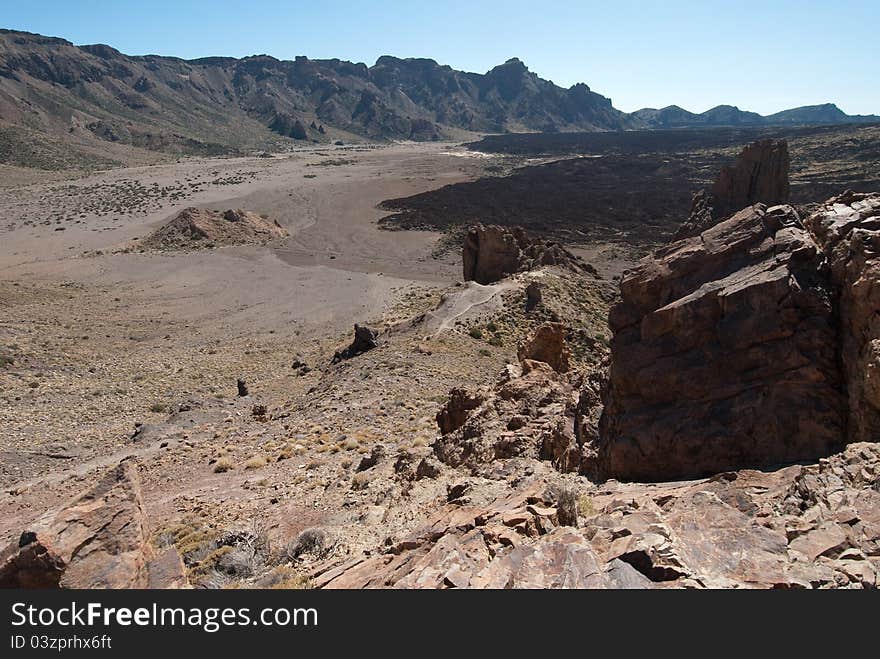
[356, 445, 387, 472]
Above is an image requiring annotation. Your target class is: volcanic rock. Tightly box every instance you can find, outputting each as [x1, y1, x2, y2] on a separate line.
[141, 207, 287, 251]
[592, 192, 880, 482]
[805, 191, 880, 443]
[517, 322, 570, 374]
[332, 324, 380, 364]
[434, 361, 582, 474]
[311, 441, 880, 589]
[0, 461, 154, 588]
[675, 139, 790, 240]
[594, 203, 845, 481]
[462, 224, 592, 284]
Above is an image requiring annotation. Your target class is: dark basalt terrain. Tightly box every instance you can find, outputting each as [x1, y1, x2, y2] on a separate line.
[380, 125, 880, 246]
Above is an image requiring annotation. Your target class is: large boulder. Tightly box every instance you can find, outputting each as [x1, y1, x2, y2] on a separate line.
[331, 324, 379, 364]
[0, 461, 154, 588]
[462, 224, 592, 284]
[593, 203, 845, 481]
[591, 192, 880, 482]
[675, 139, 790, 240]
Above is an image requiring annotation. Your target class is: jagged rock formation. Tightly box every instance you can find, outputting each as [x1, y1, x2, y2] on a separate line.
[592, 192, 880, 482]
[675, 139, 790, 240]
[313, 442, 880, 589]
[311, 482, 653, 589]
[331, 325, 380, 364]
[0, 461, 187, 589]
[434, 325, 583, 474]
[140, 208, 287, 251]
[462, 224, 592, 284]
[0, 30, 632, 154]
[805, 192, 880, 441]
[517, 322, 570, 374]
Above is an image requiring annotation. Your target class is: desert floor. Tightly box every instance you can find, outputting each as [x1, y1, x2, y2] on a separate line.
[1, 141, 590, 560]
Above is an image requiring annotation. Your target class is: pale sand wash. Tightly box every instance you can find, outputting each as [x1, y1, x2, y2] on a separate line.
[0, 142, 493, 524]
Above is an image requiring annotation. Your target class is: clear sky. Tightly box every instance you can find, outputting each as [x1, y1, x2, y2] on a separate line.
[2, 0, 877, 115]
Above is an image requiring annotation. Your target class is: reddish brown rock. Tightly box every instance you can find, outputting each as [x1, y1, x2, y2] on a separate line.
[434, 362, 581, 473]
[311, 482, 652, 590]
[675, 139, 790, 240]
[593, 203, 846, 481]
[462, 224, 592, 284]
[805, 192, 880, 443]
[0, 461, 151, 589]
[517, 322, 570, 374]
[436, 388, 485, 436]
[311, 443, 880, 589]
[592, 191, 880, 482]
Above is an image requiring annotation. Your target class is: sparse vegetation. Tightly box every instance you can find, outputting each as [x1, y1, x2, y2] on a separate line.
[244, 456, 268, 470]
[213, 457, 236, 473]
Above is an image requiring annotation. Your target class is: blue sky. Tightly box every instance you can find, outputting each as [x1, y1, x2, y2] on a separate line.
[2, 0, 877, 115]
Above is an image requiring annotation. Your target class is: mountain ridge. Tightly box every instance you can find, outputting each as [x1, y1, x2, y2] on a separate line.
[0, 28, 877, 163]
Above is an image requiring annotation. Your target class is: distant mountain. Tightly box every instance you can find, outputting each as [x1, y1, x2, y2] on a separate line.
[631, 102, 878, 129]
[0, 29, 631, 158]
[763, 103, 880, 125]
[0, 28, 876, 163]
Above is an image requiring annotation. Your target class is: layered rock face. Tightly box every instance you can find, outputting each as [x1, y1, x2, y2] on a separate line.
[593, 193, 880, 482]
[806, 192, 880, 442]
[712, 139, 791, 217]
[675, 139, 790, 240]
[0, 461, 186, 589]
[462, 224, 591, 284]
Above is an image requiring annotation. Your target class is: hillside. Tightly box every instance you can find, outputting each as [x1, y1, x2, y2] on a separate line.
[1, 28, 877, 169]
[0, 29, 630, 164]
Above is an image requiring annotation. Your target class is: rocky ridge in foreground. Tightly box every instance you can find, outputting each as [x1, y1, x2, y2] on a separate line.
[593, 190, 880, 481]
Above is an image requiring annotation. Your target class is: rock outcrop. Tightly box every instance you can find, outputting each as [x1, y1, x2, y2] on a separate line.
[675, 139, 790, 240]
[313, 441, 880, 589]
[0, 460, 185, 589]
[592, 192, 880, 482]
[517, 322, 570, 374]
[434, 363, 581, 474]
[141, 208, 287, 251]
[331, 324, 379, 364]
[805, 192, 880, 442]
[311, 482, 653, 589]
[462, 224, 592, 284]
